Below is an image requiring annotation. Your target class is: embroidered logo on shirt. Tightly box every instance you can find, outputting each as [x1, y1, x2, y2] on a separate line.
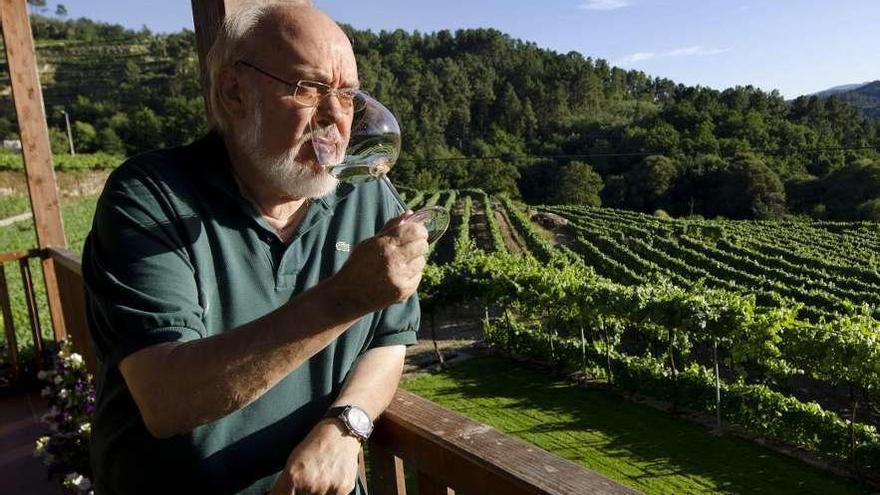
[335, 241, 351, 252]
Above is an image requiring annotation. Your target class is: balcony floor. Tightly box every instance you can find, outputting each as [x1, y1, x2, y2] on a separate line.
[0, 390, 62, 495]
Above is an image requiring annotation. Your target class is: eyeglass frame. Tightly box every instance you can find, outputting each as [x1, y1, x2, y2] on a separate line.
[234, 59, 359, 111]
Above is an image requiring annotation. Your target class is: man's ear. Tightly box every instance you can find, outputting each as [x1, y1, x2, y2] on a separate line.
[219, 66, 247, 121]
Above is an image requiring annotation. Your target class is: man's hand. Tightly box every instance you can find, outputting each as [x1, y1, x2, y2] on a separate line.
[332, 212, 429, 316]
[270, 419, 362, 495]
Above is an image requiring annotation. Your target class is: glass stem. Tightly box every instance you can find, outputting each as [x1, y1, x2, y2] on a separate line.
[379, 174, 409, 213]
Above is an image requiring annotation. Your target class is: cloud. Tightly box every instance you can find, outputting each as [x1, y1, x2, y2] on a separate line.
[620, 52, 655, 63]
[578, 0, 631, 11]
[614, 45, 730, 65]
[666, 46, 729, 57]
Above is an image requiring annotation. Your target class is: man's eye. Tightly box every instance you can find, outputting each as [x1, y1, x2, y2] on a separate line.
[294, 86, 320, 104]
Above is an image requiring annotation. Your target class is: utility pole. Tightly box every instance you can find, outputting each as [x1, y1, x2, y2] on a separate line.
[61, 109, 74, 155]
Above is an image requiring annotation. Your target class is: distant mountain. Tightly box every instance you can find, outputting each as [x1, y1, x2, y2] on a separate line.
[811, 80, 880, 120]
[811, 82, 871, 98]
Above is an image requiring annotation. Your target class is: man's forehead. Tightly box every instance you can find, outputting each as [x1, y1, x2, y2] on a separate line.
[248, 7, 356, 82]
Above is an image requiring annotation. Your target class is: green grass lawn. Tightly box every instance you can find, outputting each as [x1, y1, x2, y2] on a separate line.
[0, 195, 34, 219]
[401, 355, 870, 495]
[0, 195, 98, 368]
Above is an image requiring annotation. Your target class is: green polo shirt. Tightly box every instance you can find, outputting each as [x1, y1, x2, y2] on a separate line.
[82, 131, 419, 495]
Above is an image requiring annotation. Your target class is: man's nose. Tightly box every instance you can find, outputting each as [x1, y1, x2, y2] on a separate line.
[314, 94, 347, 125]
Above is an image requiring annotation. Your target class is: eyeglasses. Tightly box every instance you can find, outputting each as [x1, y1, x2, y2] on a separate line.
[235, 60, 358, 112]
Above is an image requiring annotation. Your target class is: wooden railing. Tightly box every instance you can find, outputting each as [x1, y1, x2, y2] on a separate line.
[368, 390, 640, 495]
[3, 247, 640, 495]
[48, 247, 96, 373]
[0, 248, 47, 381]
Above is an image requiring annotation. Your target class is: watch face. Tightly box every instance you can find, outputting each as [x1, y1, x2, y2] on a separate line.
[345, 407, 372, 436]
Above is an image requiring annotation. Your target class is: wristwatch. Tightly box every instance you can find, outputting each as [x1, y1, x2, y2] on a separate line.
[323, 405, 373, 443]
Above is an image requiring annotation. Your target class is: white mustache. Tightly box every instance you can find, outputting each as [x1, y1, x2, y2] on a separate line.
[304, 124, 342, 145]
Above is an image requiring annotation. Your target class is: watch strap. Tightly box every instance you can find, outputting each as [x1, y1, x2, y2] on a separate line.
[323, 406, 349, 419]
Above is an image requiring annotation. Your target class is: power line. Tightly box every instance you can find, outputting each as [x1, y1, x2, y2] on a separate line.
[397, 144, 880, 164]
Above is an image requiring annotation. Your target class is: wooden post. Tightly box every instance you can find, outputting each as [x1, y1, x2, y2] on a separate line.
[0, 0, 68, 344]
[417, 471, 453, 495]
[19, 257, 44, 369]
[191, 0, 243, 95]
[368, 441, 407, 495]
[0, 264, 21, 381]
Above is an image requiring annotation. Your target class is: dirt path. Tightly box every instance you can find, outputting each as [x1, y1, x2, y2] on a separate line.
[493, 208, 527, 256]
[0, 212, 32, 227]
[468, 200, 494, 252]
[430, 199, 459, 265]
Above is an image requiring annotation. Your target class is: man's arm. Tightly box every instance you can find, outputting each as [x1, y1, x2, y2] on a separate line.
[120, 217, 427, 439]
[331, 343, 407, 418]
[271, 344, 407, 495]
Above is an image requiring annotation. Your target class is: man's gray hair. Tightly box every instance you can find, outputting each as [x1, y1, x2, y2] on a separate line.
[205, 0, 313, 133]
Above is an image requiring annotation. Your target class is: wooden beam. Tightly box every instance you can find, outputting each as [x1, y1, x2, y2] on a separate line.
[0, 248, 41, 264]
[0, 0, 68, 343]
[191, 0, 243, 98]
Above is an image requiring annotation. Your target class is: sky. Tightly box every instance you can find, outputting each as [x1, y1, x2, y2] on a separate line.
[50, 0, 880, 99]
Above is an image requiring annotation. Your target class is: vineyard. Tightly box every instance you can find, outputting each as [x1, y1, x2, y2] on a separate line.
[401, 189, 880, 478]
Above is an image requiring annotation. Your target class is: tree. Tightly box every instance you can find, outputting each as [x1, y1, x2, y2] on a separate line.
[822, 159, 880, 220]
[73, 121, 98, 153]
[99, 128, 125, 155]
[714, 153, 786, 219]
[627, 155, 678, 210]
[118, 107, 163, 154]
[55, 4, 68, 18]
[555, 161, 604, 206]
[738, 154, 787, 218]
[27, 0, 47, 15]
[0, 117, 14, 141]
[857, 198, 880, 221]
[48, 127, 70, 155]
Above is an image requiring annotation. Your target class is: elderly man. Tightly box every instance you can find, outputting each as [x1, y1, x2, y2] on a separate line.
[82, 1, 427, 494]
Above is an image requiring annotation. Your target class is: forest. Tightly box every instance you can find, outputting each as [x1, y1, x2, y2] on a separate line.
[1, 14, 878, 221]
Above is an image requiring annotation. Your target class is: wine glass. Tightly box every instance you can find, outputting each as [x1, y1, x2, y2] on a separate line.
[308, 91, 450, 244]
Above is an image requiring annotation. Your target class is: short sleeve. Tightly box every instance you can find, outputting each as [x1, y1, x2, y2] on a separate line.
[368, 293, 420, 349]
[83, 162, 206, 369]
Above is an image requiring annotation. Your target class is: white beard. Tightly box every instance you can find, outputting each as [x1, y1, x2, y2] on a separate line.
[236, 99, 339, 199]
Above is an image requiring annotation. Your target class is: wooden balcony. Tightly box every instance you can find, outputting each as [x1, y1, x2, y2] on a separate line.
[0, 246, 640, 495]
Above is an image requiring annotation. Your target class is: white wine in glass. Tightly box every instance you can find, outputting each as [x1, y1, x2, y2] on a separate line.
[309, 91, 450, 243]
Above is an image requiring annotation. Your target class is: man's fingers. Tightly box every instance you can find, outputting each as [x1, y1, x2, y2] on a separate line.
[378, 211, 415, 235]
[406, 254, 427, 277]
[398, 238, 430, 262]
[384, 220, 429, 246]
